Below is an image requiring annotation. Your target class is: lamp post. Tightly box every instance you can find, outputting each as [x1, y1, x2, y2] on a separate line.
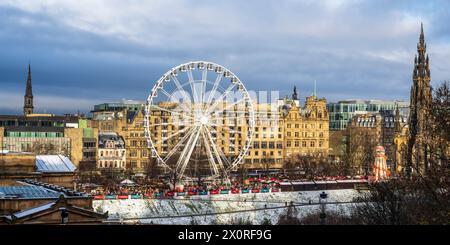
[59, 207, 69, 224]
[319, 191, 328, 225]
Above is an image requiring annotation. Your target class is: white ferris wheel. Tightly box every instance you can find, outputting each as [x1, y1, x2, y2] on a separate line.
[144, 61, 255, 181]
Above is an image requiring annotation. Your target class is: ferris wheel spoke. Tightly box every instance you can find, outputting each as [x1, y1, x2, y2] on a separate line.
[187, 69, 198, 105]
[153, 126, 192, 145]
[174, 128, 197, 173]
[170, 74, 192, 104]
[151, 122, 189, 127]
[201, 69, 207, 104]
[159, 88, 191, 112]
[201, 128, 220, 176]
[177, 127, 202, 177]
[163, 127, 196, 162]
[209, 99, 246, 116]
[205, 73, 223, 107]
[151, 105, 194, 119]
[204, 83, 238, 115]
[213, 110, 254, 114]
[204, 126, 231, 167]
[208, 124, 246, 135]
[203, 126, 226, 172]
[210, 113, 252, 117]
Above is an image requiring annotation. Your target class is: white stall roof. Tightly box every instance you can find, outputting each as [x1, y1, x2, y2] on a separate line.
[36, 155, 76, 173]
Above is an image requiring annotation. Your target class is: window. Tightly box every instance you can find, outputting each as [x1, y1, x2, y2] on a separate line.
[261, 142, 267, 149]
[310, 141, 315, 147]
[295, 141, 299, 147]
[277, 142, 283, 149]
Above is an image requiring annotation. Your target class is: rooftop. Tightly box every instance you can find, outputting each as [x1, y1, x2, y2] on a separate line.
[0, 180, 89, 200]
[329, 99, 409, 105]
[0, 185, 60, 199]
[35, 155, 76, 173]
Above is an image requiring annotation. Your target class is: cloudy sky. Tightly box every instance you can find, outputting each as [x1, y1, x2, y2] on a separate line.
[0, 0, 449, 114]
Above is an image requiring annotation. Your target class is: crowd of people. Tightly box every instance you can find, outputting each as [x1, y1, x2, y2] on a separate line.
[83, 176, 281, 198]
[80, 174, 367, 198]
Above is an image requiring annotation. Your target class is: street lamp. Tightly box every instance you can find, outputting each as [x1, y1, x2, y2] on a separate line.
[319, 191, 328, 225]
[59, 207, 69, 224]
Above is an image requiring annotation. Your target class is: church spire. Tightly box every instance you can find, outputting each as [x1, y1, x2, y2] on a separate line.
[292, 86, 298, 100]
[394, 103, 401, 133]
[406, 23, 432, 175]
[23, 63, 34, 116]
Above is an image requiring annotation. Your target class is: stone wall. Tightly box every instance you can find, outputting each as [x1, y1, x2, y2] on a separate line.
[64, 128, 83, 166]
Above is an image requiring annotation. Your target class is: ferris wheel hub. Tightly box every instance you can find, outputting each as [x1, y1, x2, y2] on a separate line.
[200, 115, 208, 125]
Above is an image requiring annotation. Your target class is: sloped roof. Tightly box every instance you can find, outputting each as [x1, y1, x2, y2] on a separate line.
[1, 195, 108, 224]
[127, 110, 138, 123]
[36, 155, 76, 173]
[0, 186, 60, 199]
[13, 202, 55, 219]
[98, 132, 125, 148]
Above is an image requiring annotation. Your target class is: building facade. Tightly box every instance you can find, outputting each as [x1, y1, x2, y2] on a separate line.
[121, 110, 148, 174]
[0, 69, 98, 167]
[327, 99, 409, 131]
[97, 132, 126, 170]
[93, 87, 330, 174]
[0, 116, 98, 167]
[346, 109, 407, 173]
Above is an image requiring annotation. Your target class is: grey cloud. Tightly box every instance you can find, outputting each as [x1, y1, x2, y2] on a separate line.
[0, 0, 449, 114]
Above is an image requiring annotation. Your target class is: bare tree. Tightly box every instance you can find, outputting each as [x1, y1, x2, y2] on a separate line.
[145, 155, 161, 181]
[352, 81, 450, 225]
[284, 153, 336, 180]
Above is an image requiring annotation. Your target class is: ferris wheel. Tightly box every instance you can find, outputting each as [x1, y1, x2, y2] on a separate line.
[144, 61, 255, 181]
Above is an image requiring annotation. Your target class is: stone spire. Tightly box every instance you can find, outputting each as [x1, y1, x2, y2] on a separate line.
[292, 86, 298, 100]
[394, 103, 401, 133]
[406, 23, 432, 174]
[23, 63, 34, 116]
